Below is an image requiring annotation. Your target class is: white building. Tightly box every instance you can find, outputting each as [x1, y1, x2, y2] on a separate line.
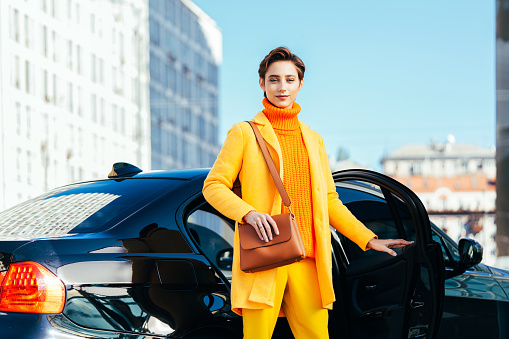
[0, 0, 151, 210]
[382, 138, 497, 265]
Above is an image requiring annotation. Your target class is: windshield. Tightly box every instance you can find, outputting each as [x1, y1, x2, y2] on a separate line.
[0, 178, 183, 240]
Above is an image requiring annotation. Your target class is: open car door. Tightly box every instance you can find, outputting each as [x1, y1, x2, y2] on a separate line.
[329, 170, 444, 339]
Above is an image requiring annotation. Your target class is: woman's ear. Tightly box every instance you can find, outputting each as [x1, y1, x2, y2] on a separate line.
[298, 79, 304, 91]
[259, 77, 265, 91]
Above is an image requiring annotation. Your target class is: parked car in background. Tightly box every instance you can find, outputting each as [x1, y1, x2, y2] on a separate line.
[0, 163, 495, 338]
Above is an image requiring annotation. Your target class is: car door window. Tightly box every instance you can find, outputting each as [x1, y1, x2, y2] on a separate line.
[186, 203, 235, 280]
[336, 183, 416, 262]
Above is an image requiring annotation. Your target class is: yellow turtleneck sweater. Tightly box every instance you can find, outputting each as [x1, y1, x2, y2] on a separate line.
[261, 98, 316, 258]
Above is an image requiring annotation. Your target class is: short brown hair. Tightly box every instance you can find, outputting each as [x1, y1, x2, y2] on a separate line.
[258, 47, 305, 81]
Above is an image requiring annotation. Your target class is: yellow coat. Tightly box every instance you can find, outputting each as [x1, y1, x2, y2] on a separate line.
[203, 111, 376, 315]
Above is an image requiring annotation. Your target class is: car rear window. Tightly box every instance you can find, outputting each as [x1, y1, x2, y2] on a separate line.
[0, 178, 184, 240]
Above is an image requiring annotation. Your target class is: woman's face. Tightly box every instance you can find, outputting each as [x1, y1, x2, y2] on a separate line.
[259, 61, 303, 109]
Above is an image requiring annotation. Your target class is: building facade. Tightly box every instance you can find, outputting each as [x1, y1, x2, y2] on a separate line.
[497, 0, 509, 265]
[382, 139, 497, 265]
[148, 0, 221, 170]
[0, 0, 151, 210]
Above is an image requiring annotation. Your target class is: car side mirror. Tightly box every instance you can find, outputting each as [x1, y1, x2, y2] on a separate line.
[458, 238, 483, 269]
[216, 248, 233, 270]
[445, 238, 483, 279]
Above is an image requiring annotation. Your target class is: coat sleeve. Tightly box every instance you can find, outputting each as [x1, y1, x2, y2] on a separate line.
[319, 137, 377, 251]
[203, 122, 256, 223]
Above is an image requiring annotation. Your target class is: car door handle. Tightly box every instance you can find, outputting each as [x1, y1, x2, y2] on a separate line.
[365, 284, 377, 292]
[411, 300, 424, 308]
[359, 308, 394, 320]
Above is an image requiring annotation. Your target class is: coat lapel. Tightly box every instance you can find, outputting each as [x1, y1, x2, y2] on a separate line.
[252, 112, 283, 176]
[300, 121, 326, 230]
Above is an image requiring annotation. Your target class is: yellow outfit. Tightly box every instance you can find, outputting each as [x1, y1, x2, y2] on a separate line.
[243, 258, 328, 339]
[202, 101, 376, 319]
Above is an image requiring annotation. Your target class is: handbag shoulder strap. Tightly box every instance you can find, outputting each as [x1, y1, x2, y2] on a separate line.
[246, 121, 291, 208]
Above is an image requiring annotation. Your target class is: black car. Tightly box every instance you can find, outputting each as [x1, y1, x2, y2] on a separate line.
[0, 164, 495, 339]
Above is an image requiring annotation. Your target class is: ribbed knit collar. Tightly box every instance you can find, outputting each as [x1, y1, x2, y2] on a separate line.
[262, 98, 301, 131]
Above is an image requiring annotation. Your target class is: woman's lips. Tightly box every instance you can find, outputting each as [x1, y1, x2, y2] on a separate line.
[276, 96, 289, 100]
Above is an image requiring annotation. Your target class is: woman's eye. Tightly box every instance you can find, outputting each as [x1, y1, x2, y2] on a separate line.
[270, 79, 278, 82]
[287, 79, 295, 82]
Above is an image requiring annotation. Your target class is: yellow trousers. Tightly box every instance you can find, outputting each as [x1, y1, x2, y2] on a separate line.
[242, 258, 329, 339]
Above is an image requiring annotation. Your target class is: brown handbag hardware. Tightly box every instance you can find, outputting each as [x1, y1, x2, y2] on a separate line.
[235, 121, 306, 273]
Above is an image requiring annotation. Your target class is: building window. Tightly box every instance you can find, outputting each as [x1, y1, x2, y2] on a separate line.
[171, 134, 177, 158]
[76, 45, 82, 74]
[51, 31, 57, 62]
[43, 70, 49, 102]
[26, 106, 31, 139]
[182, 141, 187, 166]
[67, 82, 73, 112]
[27, 151, 32, 184]
[24, 60, 31, 93]
[119, 32, 124, 58]
[51, 0, 56, 18]
[183, 108, 191, 132]
[91, 93, 97, 122]
[52, 74, 57, 106]
[91, 54, 96, 82]
[199, 115, 205, 138]
[77, 86, 82, 116]
[67, 0, 72, 20]
[67, 40, 73, 70]
[90, 13, 95, 33]
[24, 15, 31, 48]
[99, 58, 104, 84]
[11, 8, 20, 42]
[16, 102, 21, 135]
[75, 3, 80, 24]
[42, 25, 48, 57]
[12, 55, 20, 89]
[16, 148, 22, 182]
[149, 19, 160, 46]
[25, 60, 34, 93]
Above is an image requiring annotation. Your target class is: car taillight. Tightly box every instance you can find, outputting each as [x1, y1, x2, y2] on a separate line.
[0, 262, 65, 314]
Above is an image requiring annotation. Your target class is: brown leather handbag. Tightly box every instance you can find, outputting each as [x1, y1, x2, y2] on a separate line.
[235, 121, 306, 273]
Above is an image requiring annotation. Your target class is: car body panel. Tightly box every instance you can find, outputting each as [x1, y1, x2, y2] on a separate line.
[0, 168, 506, 338]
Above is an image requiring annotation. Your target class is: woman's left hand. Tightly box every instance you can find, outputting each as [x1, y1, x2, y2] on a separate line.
[366, 238, 414, 256]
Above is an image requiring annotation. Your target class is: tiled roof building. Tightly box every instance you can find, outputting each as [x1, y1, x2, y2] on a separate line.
[382, 138, 496, 265]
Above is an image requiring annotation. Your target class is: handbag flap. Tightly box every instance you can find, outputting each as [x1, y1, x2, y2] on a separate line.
[239, 213, 294, 250]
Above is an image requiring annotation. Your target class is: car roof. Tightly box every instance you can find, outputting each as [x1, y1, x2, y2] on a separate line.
[113, 168, 210, 180]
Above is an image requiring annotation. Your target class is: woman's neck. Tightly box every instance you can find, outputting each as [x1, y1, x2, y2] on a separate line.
[262, 98, 301, 131]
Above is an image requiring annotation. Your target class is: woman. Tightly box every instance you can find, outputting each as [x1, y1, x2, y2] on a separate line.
[203, 46, 412, 339]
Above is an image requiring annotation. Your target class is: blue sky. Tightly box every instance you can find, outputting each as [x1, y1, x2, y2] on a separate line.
[193, 0, 496, 171]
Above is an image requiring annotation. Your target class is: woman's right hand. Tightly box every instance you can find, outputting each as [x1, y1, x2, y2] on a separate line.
[244, 211, 279, 242]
